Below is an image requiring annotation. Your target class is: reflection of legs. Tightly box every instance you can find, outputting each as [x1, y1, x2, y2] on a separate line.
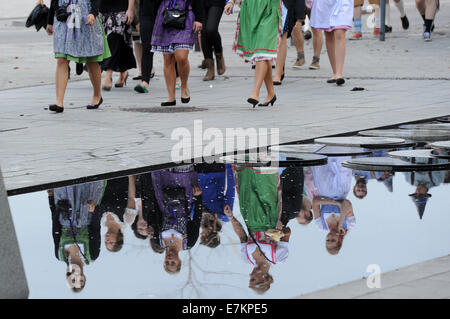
[56, 58, 69, 106]
[324, 31, 336, 79]
[263, 60, 275, 102]
[163, 54, 176, 102]
[334, 29, 346, 79]
[274, 34, 287, 82]
[86, 62, 102, 105]
[174, 49, 190, 99]
[251, 61, 268, 100]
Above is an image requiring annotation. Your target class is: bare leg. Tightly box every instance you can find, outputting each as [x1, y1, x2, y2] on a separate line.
[174, 49, 190, 99]
[274, 34, 287, 82]
[324, 31, 337, 79]
[416, 0, 426, 15]
[292, 21, 304, 52]
[312, 28, 323, 57]
[163, 54, 176, 102]
[250, 61, 268, 100]
[263, 60, 275, 102]
[134, 42, 142, 76]
[425, 0, 437, 19]
[86, 62, 102, 105]
[55, 58, 69, 106]
[334, 29, 346, 79]
[103, 69, 113, 88]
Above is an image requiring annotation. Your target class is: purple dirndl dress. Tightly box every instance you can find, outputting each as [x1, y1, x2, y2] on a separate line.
[151, 0, 197, 54]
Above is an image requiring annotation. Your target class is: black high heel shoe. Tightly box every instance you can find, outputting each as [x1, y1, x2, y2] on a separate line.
[49, 104, 64, 113]
[327, 78, 337, 83]
[258, 95, 277, 107]
[247, 98, 259, 108]
[86, 97, 103, 110]
[181, 97, 190, 104]
[161, 100, 176, 106]
[336, 78, 345, 86]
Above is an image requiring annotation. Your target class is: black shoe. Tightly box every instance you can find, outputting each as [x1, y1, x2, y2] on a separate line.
[336, 78, 345, 86]
[150, 71, 155, 79]
[327, 78, 337, 83]
[133, 75, 142, 81]
[49, 104, 64, 113]
[161, 100, 176, 106]
[273, 81, 282, 85]
[247, 98, 259, 108]
[76, 63, 83, 75]
[181, 96, 190, 104]
[401, 15, 409, 30]
[86, 97, 103, 109]
[258, 95, 277, 107]
[281, 72, 285, 81]
[385, 25, 392, 33]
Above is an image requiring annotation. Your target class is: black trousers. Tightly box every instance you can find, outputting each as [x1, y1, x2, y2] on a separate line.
[201, 5, 224, 60]
[140, 14, 155, 84]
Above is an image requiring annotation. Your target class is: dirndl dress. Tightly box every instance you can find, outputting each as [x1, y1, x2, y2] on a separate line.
[53, 0, 111, 62]
[233, 166, 282, 232]
[310, 0, 353, 31]
[151, 0, 197, 53]
[232, 0, 282, 62]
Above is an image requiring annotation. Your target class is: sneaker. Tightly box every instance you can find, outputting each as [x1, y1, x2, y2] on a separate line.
[350, 32, 363, 40]
[309, 61, 320, 70]
[401, 15, 409, 30]
[385, 25, 392, 33]
[373, 27, 380, 36]
[293, 57, 305, 68]
[423, 31, 432, 41]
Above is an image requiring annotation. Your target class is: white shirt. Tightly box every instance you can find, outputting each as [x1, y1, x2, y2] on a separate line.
[240, 241, 289, 265]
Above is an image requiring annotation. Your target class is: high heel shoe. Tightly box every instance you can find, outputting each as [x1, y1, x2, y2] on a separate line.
[86, 97, 103, 110]
[326, 78, 337, 84]
[102, 85, 112, 91]
[49, 104, 64, 113]
[181, 97, 190, 104]
[258, 95, 277, 107]
[115, 72, 128, 88]
[247, 98, 259, 108]
[336, 78, 345, 86]
[161, 100, 176, 106]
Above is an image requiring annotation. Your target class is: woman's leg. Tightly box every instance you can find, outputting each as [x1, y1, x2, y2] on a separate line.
[134, 41, 142, 76]
[174, 49, 190, 99]
[324, 31, 337, 79]
[55, 58, 69, 106]
[274, 34, 287, 82]
[103, 69, 113, 88]
[86, 62, 102, 105]
[250, 60, 268, 100]
[263, 60, 275, 102]
[312, 28, 323, 58]
[139, 15, 155, 90]
[334, 29, 346, 79]
[163, 53, 176, 102]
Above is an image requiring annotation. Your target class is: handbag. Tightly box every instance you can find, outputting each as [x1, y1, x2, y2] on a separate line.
[162, 0, 187, 30]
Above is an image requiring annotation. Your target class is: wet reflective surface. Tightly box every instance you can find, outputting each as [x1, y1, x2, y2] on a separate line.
[7, 122, 450, 299]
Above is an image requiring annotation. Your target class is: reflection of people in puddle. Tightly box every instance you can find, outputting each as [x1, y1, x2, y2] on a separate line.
[403, 156, 447, 219]
[280, 165, 313, 227]
[98, 176, 141, 252]
[230, 165, 289, 294]
[195, 163, 235, 248]
[352, 150, 394, 199]
[152, 166, 203, 274]
[48, 180, 106, 292]
[311, 157, 356, 255]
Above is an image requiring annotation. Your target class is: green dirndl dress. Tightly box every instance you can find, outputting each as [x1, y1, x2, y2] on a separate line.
[233, 165, 282, 232]
[233, 0, 282, 62]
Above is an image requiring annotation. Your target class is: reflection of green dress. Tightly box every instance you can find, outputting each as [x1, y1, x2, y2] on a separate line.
[234, 166, 281, 232]
[233, 0, 281, 62]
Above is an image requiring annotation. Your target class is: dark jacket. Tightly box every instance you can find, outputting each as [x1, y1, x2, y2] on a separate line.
[49, 193, 101, 262]
[280, 165, 304, 227]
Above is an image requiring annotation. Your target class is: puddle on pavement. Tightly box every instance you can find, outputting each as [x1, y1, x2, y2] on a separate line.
[7, 117, 450, 298]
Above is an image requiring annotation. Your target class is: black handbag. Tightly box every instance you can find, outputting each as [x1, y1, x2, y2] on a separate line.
[162, 0, 186, 30]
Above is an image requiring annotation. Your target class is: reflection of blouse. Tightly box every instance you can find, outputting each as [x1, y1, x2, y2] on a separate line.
[240, 232, 289, 265]
[312, 156, 352, 200]
[314, 205, 356, 231]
